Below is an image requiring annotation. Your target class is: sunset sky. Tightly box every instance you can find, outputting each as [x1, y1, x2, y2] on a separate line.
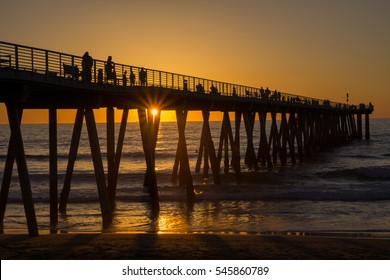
[1, 0, 389, 123]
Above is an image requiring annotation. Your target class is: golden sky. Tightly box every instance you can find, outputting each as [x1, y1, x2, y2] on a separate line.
[1, 0, 389, 123]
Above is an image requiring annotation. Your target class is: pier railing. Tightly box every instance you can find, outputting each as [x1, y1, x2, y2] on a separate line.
[0, 41, 372, 111]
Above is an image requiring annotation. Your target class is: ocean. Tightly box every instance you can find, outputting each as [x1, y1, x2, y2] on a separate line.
[0, 117, 389, 236]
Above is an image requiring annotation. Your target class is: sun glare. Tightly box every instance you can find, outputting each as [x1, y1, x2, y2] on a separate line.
[151, 108, 158, 117]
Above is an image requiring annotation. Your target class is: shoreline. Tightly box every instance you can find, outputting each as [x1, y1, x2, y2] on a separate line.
[2, 228, 390, 237]
[1, 232, 389, 260]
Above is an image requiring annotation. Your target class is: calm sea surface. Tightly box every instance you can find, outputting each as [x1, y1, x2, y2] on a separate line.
[1, 118, 389, 236]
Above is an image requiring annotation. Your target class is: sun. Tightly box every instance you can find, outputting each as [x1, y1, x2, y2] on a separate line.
[151, 108, 159, 117]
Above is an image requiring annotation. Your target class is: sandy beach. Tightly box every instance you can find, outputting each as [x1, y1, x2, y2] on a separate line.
[1, 233, 389, 260]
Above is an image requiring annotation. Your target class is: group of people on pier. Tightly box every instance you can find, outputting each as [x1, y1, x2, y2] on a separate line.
[74, 51, 370, 111]
[78, 52, 147, 86]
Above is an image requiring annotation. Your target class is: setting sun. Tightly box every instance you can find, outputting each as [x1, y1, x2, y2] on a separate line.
[151, 108, 159, 117]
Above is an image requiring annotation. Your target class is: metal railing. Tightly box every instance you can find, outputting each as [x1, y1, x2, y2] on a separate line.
[0, 41, 373, 111]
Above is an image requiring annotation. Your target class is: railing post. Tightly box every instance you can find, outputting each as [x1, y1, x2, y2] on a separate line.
[15, 45, 19, 70]
[31, 49, 34, 72]
[59, 53, 62, 77]
[93, 60, 97, 83]
[45, 50, 49, 73]
[71, 56, 75, 84]
[193, 78, 196, 92]
[71, 55, 74, 72]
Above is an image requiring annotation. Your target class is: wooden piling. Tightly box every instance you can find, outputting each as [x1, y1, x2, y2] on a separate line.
[296, 112, 304, 159]
[287, 112, 296, 164]
[232, 111, 241, 183]
[225, 112, 235, 174]
[217, 112, 234, 174]
[349, 113, 357, 139]
[111, 109, 129, 207]
[195, 122, 206, 174]
[85, 108, 112, 228]
[203, 141, 210, 179]
[59, 109, 84, 212]
[49, 108, 58, 232]
[217, 113, 227, 166]
[309, 112, 317, 150]
[176, 109, 195, 199]
[341, 113, 348, 142]
[243, 111, 259, 171]
[268, 110, 280, 165]
[279, 111, 289, 165]
[106, 107, 116, 210]
[172, 139, 181, 183]
[336, 113, 342, 143]
[300, 112, 309, 154]
[258, 110, 272, 168]
[150, 109, 161, 157]
[6, 103, 38, 237]
[202, 110, 221, 185]
[138, 109, 159, 211]
[0, 109, 23, 230]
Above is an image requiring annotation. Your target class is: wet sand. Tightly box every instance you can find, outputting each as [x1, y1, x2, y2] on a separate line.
[1, 233, 390, 260]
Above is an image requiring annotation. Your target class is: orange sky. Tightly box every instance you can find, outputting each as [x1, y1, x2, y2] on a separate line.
[1, 0, 389, 123]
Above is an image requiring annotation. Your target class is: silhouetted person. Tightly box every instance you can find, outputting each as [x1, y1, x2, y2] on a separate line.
[105, 56, 116, 84]
[196, 83, 205, 94]
[260, 87, 265, 100]
[130, 70, 135, 86]
[123, 71, 127, 86]
[183, 79, 188, 92]
[210, 84, 218, 95]
[232, 87, 237, 97]
[139, 67, 147, 86]
[265, 87, 271, 100]
[82, 51, 93, 82]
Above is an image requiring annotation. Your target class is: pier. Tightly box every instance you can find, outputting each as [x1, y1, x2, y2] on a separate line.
[0, 41, 373, 236]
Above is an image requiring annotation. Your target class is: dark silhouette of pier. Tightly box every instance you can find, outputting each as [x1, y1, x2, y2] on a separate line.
[0, 41, 373, 236]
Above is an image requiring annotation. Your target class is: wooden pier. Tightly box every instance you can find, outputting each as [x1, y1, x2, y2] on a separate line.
[0, 41, 373, 236]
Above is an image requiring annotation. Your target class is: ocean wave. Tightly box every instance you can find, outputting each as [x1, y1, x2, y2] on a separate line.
[319, 166, 390, 180]
[0, 151, 176, 162]
[355, 166, 390, 179]
[348, 154, 382, 160]
[7, 193, 390, 204]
